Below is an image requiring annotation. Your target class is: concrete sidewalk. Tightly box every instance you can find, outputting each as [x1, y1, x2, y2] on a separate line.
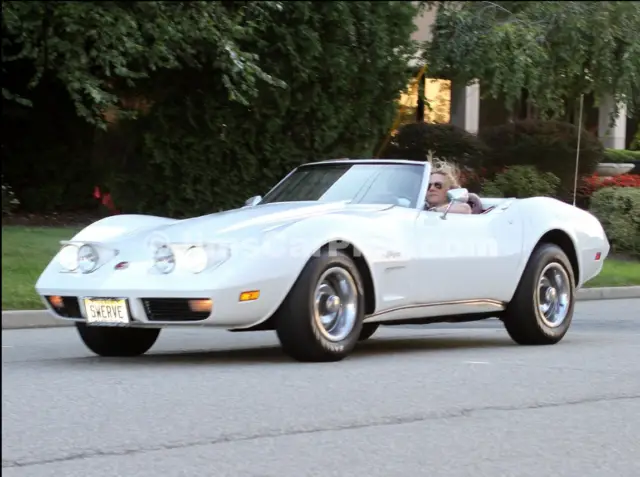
[3, 286, 639, 330]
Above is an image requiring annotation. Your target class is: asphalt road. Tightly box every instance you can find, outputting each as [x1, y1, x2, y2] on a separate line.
[3, 299, 639, 477]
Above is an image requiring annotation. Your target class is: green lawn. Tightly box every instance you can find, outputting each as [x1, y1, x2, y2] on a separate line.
[584, 258, 640, 288]
[1, 226, 639, 310]
[2, 226, 80, 310]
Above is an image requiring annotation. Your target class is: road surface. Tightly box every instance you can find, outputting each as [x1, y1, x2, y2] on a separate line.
[3, 299, 639, 477]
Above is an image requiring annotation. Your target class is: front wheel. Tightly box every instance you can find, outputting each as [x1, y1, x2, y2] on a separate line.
[76, 322, 161, 357]
[358, 323, 380, 341]
[502, 243, 576, 345]
[275, 250, 365, 362]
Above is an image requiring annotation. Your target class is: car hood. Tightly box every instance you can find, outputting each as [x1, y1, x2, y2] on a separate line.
[112, 201, 393, 245]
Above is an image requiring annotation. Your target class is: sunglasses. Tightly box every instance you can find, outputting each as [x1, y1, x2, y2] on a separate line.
[428, 181, 444, 190]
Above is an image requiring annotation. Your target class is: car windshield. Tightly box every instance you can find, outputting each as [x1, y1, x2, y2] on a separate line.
[260, 162, 425, 208]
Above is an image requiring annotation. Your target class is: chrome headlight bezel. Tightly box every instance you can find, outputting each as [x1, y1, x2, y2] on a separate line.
[153, 244, 176, 274]
[57, 242, 117, 274]
[78, 244, 99, 274]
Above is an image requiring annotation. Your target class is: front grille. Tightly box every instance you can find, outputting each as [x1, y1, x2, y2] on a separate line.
[46, 296, 83, 318]
[141, 298, 211, 322]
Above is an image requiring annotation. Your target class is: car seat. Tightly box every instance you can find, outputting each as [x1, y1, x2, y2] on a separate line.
[467, 193, 483, 214]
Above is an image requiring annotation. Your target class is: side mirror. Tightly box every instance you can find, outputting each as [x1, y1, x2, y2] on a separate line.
[244, 195, 262, 207]
[441, 188, 469, 220]
[446, 188, 469, 203]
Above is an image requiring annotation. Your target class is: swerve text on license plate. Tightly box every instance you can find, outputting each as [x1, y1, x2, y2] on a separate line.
[83, 298, 130, 325]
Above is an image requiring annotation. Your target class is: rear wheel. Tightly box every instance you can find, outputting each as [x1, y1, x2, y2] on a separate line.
[76, 322, 161, 357]
[502, 243, 575, 345]
[275, 250, 365, 362]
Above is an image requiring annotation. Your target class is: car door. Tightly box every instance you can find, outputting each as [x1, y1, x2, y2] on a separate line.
[412, 203, 523, 304]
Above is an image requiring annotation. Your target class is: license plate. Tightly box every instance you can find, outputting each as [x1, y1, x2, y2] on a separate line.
[83, 298, 130, 325]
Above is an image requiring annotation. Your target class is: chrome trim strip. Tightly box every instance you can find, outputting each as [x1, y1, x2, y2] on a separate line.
[366, 299, 506, 318]
[416, 161, 432, 210]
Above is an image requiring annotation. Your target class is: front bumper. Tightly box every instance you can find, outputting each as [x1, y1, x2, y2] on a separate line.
[36, 274, 291, 329]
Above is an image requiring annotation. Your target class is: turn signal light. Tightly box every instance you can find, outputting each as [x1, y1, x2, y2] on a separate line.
[239, 290, 260, 302]
[595, 252, 602, 260]
[49, 295, 64, 308]
[188, 299, 212, 313]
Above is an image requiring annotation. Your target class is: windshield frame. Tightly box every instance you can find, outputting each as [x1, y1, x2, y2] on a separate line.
[259, 159, 431, 210]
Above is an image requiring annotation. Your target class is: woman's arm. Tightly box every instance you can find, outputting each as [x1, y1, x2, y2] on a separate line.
[431, 202, 472, 214]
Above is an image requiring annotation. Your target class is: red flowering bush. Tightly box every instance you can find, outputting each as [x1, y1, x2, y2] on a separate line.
[576, 173, 640, 198]
[93, 186, 120, 215]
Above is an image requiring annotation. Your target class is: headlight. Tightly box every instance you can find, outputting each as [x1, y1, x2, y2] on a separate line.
[184, 246, 208, 274]
[58, 245, 79, 271]
[154, 245, 175, 274]
[78, 244, 99, 274]
[183, 245, 230, 273]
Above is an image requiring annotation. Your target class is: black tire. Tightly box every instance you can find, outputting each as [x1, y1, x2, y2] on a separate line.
[358, 323, 380, 341]
[75, 322, 161, 357]
[502, 243, 576, 345]
[275, 250, 365, 362]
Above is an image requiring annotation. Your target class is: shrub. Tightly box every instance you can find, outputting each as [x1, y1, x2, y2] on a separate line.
[479, 120, 604, 198]
[384, 122, 488, 169]
[1, 180, 20, 215]
[106, 1, 420, 217]
[574, 172, 640, 210]
[578, 173, 640, 197]
[480, 165, 561, 198]
[603, 149, 640, 163]
[589, 187, 640, 258]
[631, 127, 640, 151]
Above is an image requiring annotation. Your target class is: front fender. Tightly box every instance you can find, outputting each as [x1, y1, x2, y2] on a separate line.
[237, 214, 384, 324]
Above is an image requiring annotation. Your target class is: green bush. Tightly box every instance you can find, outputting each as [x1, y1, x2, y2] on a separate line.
[603, 149, 640, 163]
[630, 127, 640, 151]
[589, 187, 640, 258]
[384, 122, 488, 169]
[106, 1, 420, 217]
[479, 120, 604, 198]
[1, 180, 20, 216]
[480, 166, 561, 198]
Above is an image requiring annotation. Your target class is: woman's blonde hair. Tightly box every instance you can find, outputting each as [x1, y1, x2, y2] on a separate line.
[429, 157, 461, 189]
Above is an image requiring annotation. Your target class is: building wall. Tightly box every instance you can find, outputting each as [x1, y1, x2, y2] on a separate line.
[405, 5, 632, 149]
[411, 7, 437, 42]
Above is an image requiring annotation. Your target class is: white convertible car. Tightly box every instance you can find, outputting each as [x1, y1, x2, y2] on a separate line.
[35, 159, 610, 362]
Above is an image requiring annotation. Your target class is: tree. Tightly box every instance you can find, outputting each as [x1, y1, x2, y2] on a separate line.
[1, 1, 286, 128]
[423, 1, 640, 124]
[105, 1, 420, 216]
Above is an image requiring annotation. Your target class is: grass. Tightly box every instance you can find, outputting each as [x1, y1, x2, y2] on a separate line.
[1, 225, 639, 309]
[584, 258, 640, 288]
[2, 226, 80, 310]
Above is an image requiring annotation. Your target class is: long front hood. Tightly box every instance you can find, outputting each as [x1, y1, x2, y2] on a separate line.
[104, 201, 391, 246]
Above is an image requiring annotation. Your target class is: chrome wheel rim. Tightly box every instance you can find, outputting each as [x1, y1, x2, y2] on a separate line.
[536, 263, 571, 328]
[313, 267, 358, 342]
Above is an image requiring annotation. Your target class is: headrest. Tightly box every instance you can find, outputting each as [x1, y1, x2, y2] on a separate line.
[467, 193, 483, 214]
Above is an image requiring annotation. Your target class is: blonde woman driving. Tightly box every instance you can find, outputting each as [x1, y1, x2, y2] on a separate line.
[425, 160, 471, 214]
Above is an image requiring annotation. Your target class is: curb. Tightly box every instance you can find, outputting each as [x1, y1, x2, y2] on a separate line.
[575, 285, 640, 301]
[3, 286, 639, 330]
[2, 310, 74, 330]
